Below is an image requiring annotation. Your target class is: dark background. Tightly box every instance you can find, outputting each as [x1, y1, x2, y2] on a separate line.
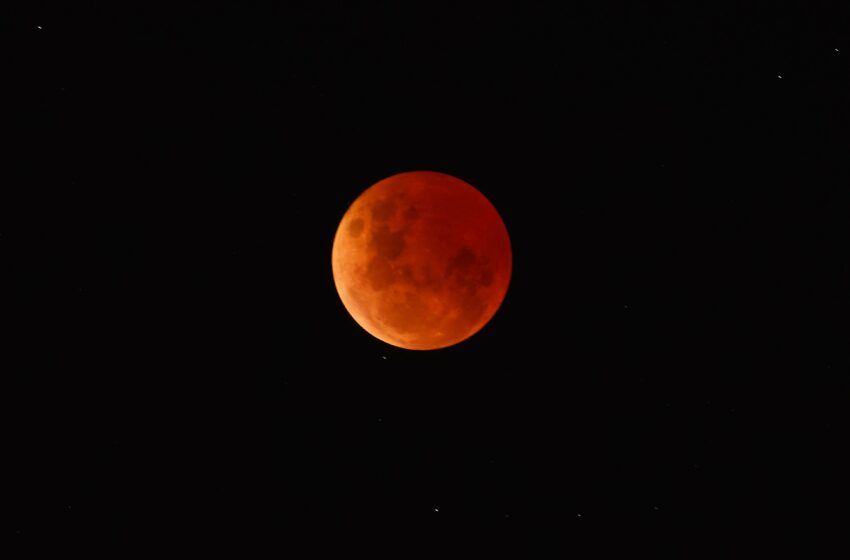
[6, 1, 849, 556]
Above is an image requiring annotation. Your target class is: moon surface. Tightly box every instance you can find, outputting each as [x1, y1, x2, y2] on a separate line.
[332, 171, 512, 350]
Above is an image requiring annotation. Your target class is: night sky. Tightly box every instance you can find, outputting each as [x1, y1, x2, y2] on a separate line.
[7, 2, 850, 556]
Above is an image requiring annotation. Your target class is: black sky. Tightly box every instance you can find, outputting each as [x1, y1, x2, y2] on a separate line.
[6, 2, 850, 557]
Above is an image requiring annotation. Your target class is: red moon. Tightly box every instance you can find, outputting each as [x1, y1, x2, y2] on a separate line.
[332, 171, 512, 350]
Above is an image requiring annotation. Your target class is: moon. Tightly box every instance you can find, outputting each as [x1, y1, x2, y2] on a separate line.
[332, 171, 512, 350]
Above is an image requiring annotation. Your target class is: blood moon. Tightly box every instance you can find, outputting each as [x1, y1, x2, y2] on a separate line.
[332, 171, 512, 350]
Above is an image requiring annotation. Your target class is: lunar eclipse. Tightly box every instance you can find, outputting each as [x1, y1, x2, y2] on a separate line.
[332, 171, 512, 350]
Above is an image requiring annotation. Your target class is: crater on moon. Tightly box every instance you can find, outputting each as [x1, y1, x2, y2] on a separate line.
[348, 218, 365, 237]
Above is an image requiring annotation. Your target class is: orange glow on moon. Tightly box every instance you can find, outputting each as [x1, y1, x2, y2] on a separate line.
[332, 171, 512, 350]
